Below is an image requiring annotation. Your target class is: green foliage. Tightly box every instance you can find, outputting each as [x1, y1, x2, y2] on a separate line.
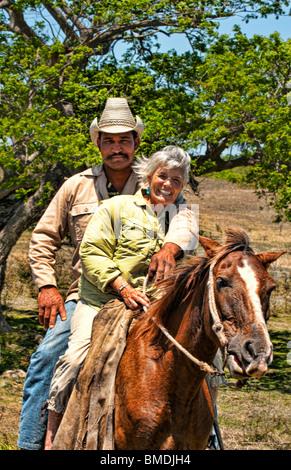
[210, 168, 250, 186]
[0, 35, 101, 203]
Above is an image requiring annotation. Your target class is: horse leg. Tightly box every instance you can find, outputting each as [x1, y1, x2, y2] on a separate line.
[44, 410, 63, 450]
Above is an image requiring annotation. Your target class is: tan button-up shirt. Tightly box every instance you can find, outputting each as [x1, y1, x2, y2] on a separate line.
[29, 164, 197, 302]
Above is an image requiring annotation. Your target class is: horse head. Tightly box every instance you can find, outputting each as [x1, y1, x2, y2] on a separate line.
[199, 230, 286, 380]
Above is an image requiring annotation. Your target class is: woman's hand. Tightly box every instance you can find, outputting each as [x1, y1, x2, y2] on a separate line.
[110, 276, 150, 310]
[120, 284, 150, 310]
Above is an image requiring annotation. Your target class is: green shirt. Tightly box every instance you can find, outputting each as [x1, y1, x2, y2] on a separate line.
[79, 189, 166, 309]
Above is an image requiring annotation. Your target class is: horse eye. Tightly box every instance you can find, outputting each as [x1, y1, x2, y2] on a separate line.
[216, 277, 230, 290]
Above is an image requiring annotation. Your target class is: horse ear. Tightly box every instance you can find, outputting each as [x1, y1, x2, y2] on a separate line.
[256, 251, 287, 269]
[199, 235, 221, 258]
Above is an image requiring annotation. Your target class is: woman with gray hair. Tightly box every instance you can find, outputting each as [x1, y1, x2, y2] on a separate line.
[44, 145, 194, 449]
[133, 145, 191, 188]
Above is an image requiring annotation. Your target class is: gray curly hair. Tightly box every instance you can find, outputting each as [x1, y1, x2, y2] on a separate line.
[133, 146, 191, 187]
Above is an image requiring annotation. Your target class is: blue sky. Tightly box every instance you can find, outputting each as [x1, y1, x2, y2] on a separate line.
[158, 12, 290, 54]
[217, 11, 290, 39]
[23, 7, 290, 53]
[114, 12, 290, 58]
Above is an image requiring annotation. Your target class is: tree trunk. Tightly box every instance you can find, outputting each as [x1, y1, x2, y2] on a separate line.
[0, 162, 76, 333]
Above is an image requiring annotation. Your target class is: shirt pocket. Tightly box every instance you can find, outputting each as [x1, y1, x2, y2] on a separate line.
[71, 203, 99, 241]
[121, 216, 159, 241]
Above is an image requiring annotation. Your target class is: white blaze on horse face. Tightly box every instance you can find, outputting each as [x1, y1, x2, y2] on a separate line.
[237, 259, 269, 335]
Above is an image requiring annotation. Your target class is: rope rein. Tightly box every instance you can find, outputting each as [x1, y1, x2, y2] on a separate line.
[142, 262, 227, 376]
[207, 262, 228, 348]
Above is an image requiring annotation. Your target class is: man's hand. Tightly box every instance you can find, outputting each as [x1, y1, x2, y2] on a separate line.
[148, 242, 182, 282]
[38, 286, 67, 330]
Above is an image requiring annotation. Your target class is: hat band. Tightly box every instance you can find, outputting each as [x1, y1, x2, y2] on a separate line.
[99, 119, 136, 128]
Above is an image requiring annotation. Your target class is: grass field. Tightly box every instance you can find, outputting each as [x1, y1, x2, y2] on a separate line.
[0, 177, 290, 450]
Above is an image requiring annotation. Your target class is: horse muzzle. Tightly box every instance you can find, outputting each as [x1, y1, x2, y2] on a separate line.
[225, 331, 273, 379]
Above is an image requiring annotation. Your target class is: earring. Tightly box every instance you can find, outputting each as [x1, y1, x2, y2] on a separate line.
[146, 187, 150, 195]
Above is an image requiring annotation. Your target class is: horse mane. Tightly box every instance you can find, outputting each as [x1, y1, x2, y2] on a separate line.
[136, 229, 253, 344]
[208, 228, 253, 266]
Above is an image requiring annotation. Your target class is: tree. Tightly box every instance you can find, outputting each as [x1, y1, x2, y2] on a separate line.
[0, 0, 288, 331]
[137, 31, 291, 222]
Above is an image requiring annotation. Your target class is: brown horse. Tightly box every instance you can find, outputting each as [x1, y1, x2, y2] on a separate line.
[51, 229, 285, 450]
[114, 229, 285, 450]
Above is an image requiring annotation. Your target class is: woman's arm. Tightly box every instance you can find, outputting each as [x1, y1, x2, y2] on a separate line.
[80, 203, 121, 290]
[80, 200, 150, 310]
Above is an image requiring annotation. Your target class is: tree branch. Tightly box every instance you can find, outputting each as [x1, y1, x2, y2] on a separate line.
[43, 3, 81, 44]
[1, 1, 43, 41]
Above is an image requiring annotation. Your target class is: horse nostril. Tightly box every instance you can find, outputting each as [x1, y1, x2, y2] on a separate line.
[244, 341, 256, 360]
[266, 344, 273, 365]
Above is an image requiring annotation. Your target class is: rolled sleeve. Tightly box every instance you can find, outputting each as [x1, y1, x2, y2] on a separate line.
[29, 185, 69, 289]
[164, 203, 199, 255]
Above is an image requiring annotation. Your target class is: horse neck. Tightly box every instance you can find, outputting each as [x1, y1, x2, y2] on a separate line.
[164, 272, 218, 372]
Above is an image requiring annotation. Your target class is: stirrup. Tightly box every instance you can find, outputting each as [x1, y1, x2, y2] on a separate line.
[206, 434, 217, 450]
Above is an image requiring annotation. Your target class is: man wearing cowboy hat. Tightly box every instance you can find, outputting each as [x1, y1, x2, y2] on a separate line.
[17, 98, 197, 450]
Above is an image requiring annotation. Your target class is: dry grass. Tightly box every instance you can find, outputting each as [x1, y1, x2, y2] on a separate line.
[186, 177, 290, 250]
[0, 177, 290, 450]
[219, 386, 291, 450]
[0, 377, 24, 450]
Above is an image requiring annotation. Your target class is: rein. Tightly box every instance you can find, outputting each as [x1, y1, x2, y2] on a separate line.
[142, 260, 227, 376]
[207, 261, 228, 348]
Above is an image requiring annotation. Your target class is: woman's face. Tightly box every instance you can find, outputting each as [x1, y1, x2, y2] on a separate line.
[147, 166, 184, 206]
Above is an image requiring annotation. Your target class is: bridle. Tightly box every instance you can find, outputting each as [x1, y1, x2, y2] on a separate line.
[207, 261, 228, 348]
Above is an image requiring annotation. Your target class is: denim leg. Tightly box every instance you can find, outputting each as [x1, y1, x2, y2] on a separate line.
[17, 300, 77, 450]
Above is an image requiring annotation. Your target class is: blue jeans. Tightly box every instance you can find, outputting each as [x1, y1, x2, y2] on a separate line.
[17, 300, 77, 450]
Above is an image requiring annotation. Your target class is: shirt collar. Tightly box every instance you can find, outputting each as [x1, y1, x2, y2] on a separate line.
[134, 188, 148, 206]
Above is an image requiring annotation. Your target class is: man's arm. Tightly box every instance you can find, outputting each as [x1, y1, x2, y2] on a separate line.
[148, 203, 198, 282]
[29, 184, 69, 329]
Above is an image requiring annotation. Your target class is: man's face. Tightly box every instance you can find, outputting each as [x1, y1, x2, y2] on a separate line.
[97, 131, 140, 172]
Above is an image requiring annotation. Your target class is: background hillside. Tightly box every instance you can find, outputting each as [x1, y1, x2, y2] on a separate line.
[0, 177, 290, 450]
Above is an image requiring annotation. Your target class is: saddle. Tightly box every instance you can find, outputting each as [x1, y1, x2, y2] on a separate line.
[52, 299, 135, 450]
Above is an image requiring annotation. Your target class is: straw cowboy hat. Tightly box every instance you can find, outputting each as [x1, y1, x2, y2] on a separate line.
[90, 98, 145, 146]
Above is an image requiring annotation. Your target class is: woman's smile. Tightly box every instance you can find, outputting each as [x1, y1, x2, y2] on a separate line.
[147, 166, 184, 206]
